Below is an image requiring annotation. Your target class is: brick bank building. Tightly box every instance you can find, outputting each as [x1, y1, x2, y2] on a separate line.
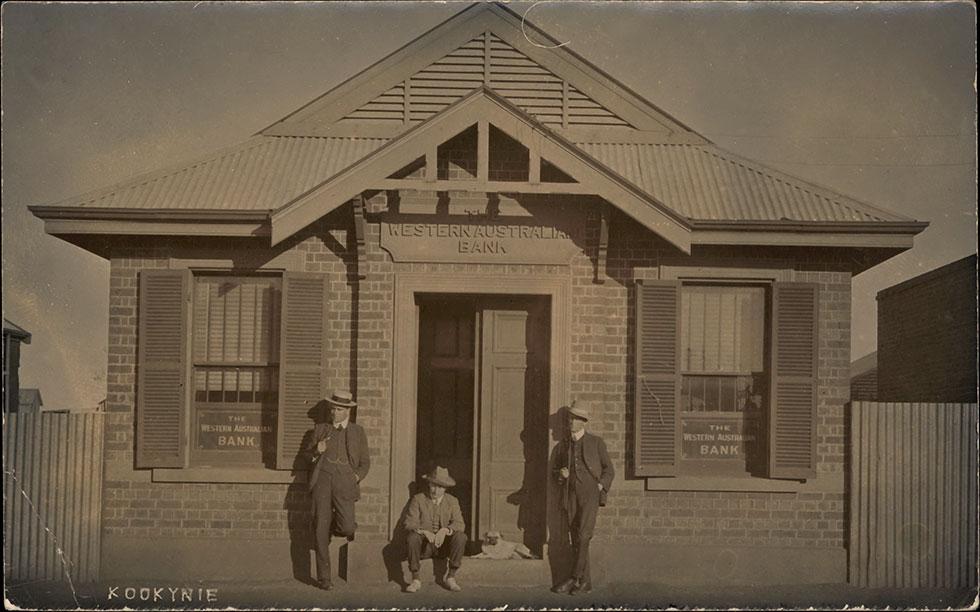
[31, 4, 927, 586]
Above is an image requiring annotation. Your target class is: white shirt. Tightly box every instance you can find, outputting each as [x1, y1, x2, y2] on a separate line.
[571, 428, 586, 441]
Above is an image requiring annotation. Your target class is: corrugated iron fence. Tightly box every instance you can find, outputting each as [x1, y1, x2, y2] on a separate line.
[3, 412, 104, 583]
[850, 401, 978, 588]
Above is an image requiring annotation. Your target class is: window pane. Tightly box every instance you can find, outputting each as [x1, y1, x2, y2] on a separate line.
[681, 285, 765, 374]
[719, 376, 735, 412]
[682, 374, 764, 414]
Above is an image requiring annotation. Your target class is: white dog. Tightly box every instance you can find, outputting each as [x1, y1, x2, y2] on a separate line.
[473, 531, 539, 560]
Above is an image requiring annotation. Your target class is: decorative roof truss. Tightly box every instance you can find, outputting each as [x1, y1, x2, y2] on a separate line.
[270, 89, 692, 251]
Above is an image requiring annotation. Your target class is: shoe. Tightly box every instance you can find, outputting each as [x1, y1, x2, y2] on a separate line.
[552, 578, 576, 594]
[570, 580, 592, 595]
[405, 579, 422, 593]
[317, 580, 333, 591]
[443, 576, 462, 592]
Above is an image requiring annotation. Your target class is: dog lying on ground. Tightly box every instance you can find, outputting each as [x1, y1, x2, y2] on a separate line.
[471, 531, 540, 560]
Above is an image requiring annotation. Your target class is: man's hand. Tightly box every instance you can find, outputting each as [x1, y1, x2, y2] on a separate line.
[559, 467, 569, 479]
[316, 439, 327, 454]
[434, 527, 450, 548]
[418, 529, 436, 544]
[598, 483, 604, 491]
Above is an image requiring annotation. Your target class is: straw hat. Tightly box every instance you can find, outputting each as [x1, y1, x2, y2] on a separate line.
[325, 390, 357, 408]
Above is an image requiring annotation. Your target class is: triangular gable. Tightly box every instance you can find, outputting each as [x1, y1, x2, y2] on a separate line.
[336, 32, 632, 129]
[270, 88, 692, 252]
[262, 3, 694, 137]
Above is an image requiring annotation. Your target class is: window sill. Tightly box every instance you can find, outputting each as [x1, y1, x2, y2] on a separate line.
[152, 467, 307, 484]
[644, 474, 843, 493]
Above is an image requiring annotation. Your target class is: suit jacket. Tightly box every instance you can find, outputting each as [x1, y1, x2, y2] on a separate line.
[553, 431, 615, 492]
[305, 421, 371, 493]
[403, 492, 466, 534]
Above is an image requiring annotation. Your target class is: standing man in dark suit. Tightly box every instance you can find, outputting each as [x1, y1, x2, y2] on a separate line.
[306, 390, 371, 590]
[552, 400, 614, 595]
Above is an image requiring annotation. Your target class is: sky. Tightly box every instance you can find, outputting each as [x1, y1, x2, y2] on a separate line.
[1, 1, 976, 410]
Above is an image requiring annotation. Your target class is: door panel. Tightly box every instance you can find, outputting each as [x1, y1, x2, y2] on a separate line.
[479, 310, 528, 543]
[478, 299, 549, 552]
[417, 301, 475, 534]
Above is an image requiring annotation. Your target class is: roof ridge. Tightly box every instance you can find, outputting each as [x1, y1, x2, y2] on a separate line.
[697, 143, 916, 223]
[41, 136, 270, 209]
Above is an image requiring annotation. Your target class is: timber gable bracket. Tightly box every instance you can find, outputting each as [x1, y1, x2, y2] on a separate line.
[269, 87, 693, 252]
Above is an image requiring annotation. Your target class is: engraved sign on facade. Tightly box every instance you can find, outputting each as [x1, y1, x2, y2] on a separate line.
[379, 207, 586, 264]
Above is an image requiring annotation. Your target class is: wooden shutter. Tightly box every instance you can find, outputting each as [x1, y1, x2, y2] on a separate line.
[136, 269, 191, 468]
[768, 282, 819, 479]
[634, 280, 681, 477]
[276, 272, 328, 469]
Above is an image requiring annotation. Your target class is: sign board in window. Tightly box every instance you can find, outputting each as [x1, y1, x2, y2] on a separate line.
[681, 415, 759, 460]
[197, 410, 274, 453]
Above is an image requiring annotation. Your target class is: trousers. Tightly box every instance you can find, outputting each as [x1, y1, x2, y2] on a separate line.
[311, 464, 358, 585]
[406, 530, 467, 573]
[565, 479, 600, 582]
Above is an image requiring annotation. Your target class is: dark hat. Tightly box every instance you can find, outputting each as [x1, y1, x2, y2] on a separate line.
[422, 465, 456, 488]
[325, 390, 357, 408]
[568, 399, 591, 422]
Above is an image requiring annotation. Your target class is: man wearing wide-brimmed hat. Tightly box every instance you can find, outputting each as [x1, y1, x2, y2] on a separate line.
[551, 399, 614, 596]
[306, 390, 371, 591]
[403, 466, 467, 593]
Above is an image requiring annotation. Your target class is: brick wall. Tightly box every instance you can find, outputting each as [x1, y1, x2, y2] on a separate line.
[102, 197, 850, 552]
[568, 212, 849, 550]
[103, 209, 394, 544]
[877, 254, 978, 403]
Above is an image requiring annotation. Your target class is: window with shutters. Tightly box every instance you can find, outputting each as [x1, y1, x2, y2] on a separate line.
[634, 277, 818, 483]
[190, 275, 281, 467]
[678, 284, 768, 476]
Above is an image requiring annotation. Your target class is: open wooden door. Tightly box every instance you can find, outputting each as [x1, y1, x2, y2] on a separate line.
[477, 298, 549, 552]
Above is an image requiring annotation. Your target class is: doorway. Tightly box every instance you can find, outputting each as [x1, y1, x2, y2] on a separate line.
[415, 294, 550, 554]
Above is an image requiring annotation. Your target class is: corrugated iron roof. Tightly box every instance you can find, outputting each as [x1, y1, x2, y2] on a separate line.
[55, 136, 387, 211]
[44, 134, 907, 224]
[579, 142, 908, 223]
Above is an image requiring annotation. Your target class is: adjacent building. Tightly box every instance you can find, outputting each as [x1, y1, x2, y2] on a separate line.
[849, 352, 878, 402]
[877, 254, 978, 403]
[17, 388, 44, 413]
[30, 4, 928, 585]
[3, 319, 32, 414]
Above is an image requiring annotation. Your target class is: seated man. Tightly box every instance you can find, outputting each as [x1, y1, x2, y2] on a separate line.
[403, 466, 467, 593]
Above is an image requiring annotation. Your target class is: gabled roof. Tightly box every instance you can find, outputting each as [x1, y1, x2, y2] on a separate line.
[271, 88, 692, 250]
[262, 2, 696, 138]
[29, 2, 926, 255]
